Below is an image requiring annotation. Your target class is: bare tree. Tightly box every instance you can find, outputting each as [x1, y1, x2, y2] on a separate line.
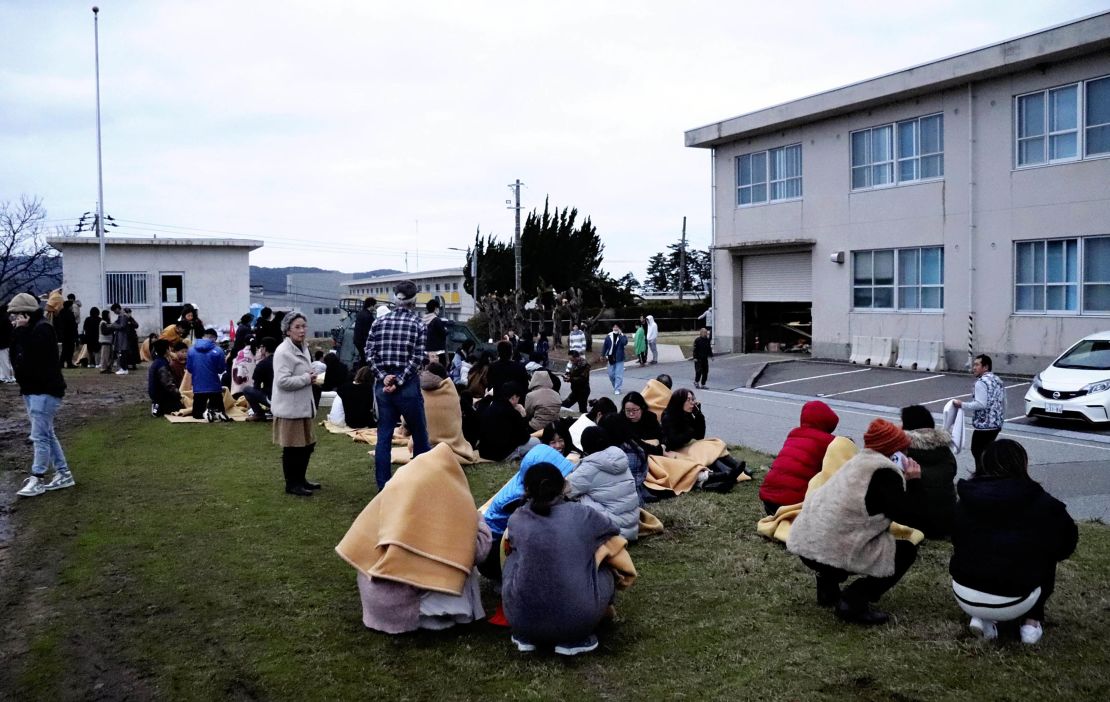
[0, 196, 60, 300]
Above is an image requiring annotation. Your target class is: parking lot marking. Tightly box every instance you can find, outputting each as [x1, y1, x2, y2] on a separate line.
[759, 368, 872, 388]
[918, 382, 1029, 406]
[819, 374, 943, 397]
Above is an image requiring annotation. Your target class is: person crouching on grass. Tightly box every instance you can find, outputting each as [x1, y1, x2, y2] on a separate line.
[949, 439, 1077, 645]
[9, 293, 75, 497]
[148, 338, 183, 417]
[786, 418, 923, 625]
[186, 328, 230, 422]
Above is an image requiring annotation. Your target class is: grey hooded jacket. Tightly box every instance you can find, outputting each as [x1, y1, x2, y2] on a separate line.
[566, 445, 640, 541]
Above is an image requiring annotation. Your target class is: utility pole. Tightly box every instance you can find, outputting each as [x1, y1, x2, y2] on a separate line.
[678, 216, 687, 302]
[508, 179, 523, 294]
[92, 6, 107, 308]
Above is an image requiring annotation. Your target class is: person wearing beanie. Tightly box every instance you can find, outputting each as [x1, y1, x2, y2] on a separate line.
[786, 418, 924, 625]
[9, 293, 75, 497]
[365, 281, 431, 490]
[271, 312, 323, 497]
[900, 405, 958, 539]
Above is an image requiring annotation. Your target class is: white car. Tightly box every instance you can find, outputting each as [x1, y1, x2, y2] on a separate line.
[1024, 331, 1110, 423]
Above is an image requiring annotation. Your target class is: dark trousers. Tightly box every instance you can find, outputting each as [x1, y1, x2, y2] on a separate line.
[562, 382, 590, 412]
[477, 531, 505, 581]
[241, 387, 271, 416]
[762, 500, 782, 517]
[60, 336, 76, 367]
[374, 380, 431, 490]
[191, 392, 221, 419]
[281, 443, 315, 489]
[971, 428, 1002, 471]
[801, 540, 918, 605]
[1027, 564, 1058, 622]
[694, 358, 709, 385]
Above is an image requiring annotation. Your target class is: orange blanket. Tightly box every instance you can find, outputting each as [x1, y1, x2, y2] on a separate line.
[641, 379, 671, 422]
[336, 443, 480, 595]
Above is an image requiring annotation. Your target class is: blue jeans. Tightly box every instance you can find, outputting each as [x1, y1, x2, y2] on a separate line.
[374, 379, 431, 490]
[24, 394, 68, 476]
[608, 361, 624, 394]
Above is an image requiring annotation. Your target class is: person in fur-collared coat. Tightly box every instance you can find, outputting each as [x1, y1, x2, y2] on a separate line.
[901, 405, 957, 540]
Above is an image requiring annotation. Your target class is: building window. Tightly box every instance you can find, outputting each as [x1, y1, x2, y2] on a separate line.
[1017, 76, 1110, 166]
[106, 272, 149, 307]
[853, 247, 943, 310]
[852, 114, 943, 190]
[736, 144, 801, 206]
[435, 283, 441, 291]
[1015, 236, 1110, 314]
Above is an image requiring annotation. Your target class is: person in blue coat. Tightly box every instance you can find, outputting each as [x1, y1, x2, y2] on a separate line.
[186, 328, 229, 422]
[601, 323, 628, 396]
[479, 441, 575, 581]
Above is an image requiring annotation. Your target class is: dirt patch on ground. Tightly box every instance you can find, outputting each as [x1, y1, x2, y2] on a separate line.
[0, 367, 151, 698]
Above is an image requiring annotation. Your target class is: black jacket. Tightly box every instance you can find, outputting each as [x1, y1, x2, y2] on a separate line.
[950, 476, 1077, 596]
[486, 359, 529, 395]
[0, 314, 11, 350]
[252, 356, 275, 399]
[55, 306, 78, 340]
[477, 397, 533, 462]
[81, 315, 100, 346]
[905, 429, 958, 539]
[425, 315, 447, 353]
[12, 316, 66, 397]
[336, 381, 375, 429]
[353, 309, 375, 355]
[693, 336, 712, 361]
[661, 407, 706, 451]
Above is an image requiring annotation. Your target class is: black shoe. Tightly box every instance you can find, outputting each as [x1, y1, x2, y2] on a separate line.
[285, 485, 313, 497]
[303, 480, 322, 490]
[702, 472, 736, 494]
[816, 579, 841, 607]
[835, 599, 889, 625]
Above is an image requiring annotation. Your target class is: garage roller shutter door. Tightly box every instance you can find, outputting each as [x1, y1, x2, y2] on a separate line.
[741, 252, 812, 302]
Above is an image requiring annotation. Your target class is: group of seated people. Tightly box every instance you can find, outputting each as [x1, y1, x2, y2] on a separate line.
[759, 400, 1077, 645]
[337, 344, 757, 654]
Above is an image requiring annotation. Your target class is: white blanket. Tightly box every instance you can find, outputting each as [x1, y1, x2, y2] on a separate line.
[942, 400, 965, 454]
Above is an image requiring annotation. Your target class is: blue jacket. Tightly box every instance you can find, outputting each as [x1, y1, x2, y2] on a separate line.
[602, 331, 627, 363]
[484, 444, 575, 535]
[186, 338, 227, 393]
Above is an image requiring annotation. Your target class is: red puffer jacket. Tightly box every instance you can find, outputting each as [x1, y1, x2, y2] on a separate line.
[759, 400, 839, 506]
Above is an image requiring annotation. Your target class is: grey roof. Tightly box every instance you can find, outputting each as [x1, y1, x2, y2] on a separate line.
[46, 236, 264, 251]
[686, 11, 1110, 148]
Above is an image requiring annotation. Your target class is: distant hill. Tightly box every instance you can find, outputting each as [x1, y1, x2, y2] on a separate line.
[0, 254, 63, 300]
[249, 266, 401, 295]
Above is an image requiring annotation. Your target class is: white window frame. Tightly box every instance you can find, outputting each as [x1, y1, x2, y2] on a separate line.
[736, 143, 802, 207]
[852, 246, 944, 312]
[105, 271, 151, 307]
[1014, 236, 1110, 315]
[851, 113, 944, 191]
[1015, 75, 1110, 168]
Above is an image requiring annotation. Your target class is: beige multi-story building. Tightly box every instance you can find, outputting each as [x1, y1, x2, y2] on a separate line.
[686, 12, 1110, 373]
[343, 268, 475, 321]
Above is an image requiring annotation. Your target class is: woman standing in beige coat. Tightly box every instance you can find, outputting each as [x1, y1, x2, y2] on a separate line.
[272, 312, 321, 497]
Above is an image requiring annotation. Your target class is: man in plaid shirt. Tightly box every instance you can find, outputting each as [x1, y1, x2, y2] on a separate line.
[365, 280, 431, 489]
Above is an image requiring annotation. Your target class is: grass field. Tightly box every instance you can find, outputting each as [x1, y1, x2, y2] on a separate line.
[2, 405, 1109, 701]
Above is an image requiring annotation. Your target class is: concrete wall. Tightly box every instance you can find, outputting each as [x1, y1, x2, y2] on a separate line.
[57, 243, 254, 337]
[709, 50, 1110, 374]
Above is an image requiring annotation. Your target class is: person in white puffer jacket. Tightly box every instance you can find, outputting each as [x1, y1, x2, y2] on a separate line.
[566, 426, 640, 541]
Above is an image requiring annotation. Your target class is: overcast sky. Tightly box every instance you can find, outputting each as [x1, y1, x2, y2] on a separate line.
[2, 1, 1106, 281]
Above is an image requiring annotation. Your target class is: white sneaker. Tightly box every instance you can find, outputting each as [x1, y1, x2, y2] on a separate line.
[969, 617, 998, 641]
[44, 470, 75, 491]
[1020, 622, 1043, 645]
[115, 368, 129, 375]
[17, 475, 45, 497]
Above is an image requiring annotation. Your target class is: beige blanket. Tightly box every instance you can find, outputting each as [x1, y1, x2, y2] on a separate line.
[336, 443, 480, 596]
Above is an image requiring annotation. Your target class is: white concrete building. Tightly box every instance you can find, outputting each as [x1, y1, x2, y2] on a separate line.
[251, 271, 349, 339]
[343, 267, 475, 321]
[46, 236, 263, 335]
[686, 12, 1110, 373]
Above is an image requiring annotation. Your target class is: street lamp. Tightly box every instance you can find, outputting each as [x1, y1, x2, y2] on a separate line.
[447, 246, 477, 308]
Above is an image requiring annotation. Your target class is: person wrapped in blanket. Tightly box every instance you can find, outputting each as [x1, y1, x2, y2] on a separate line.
[336, 444, 491, 634]
[660, 388, 747, 492]
[502, 462, 620, 656]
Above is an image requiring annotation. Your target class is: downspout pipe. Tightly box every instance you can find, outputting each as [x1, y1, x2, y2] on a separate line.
[966, 82, 975, 369]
